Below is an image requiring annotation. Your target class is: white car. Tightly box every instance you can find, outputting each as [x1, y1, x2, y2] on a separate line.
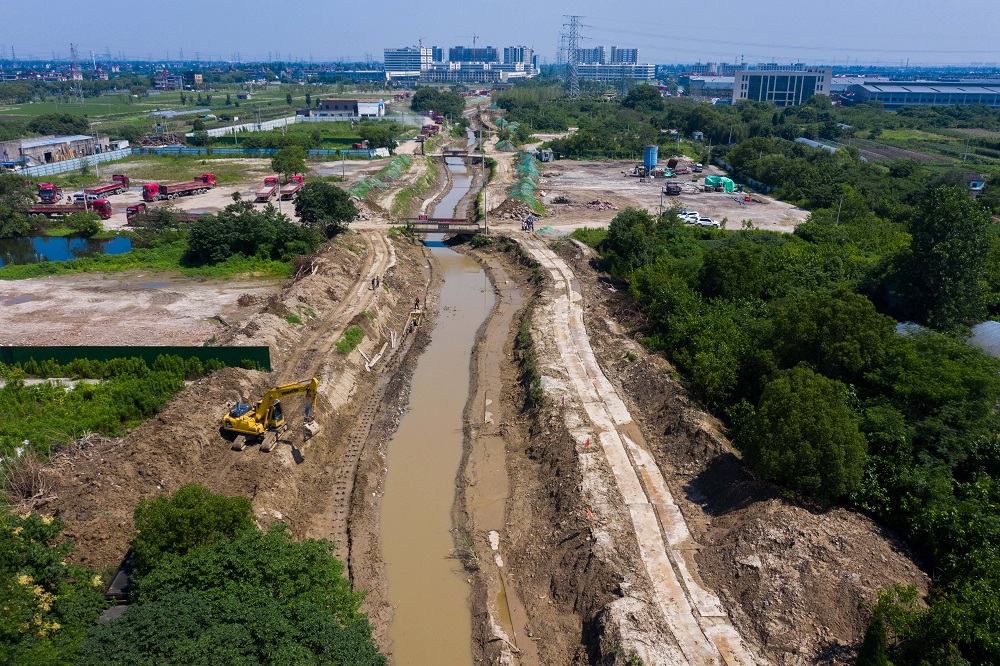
[678, 210, 700, 224]
[697, 216, 720, 228]
[72, 192, 101, 203]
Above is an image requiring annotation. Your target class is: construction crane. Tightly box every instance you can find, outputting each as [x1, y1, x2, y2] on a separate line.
[220, 378, 321, 452]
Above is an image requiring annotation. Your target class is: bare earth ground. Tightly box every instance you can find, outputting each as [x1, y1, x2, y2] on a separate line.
[0, 272, 280, 346]
[536, 160, 809, 233]
[28, 232, 428, 585]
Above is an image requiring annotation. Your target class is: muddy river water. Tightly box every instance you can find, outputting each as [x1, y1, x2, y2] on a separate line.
[379, 148, 491, 663]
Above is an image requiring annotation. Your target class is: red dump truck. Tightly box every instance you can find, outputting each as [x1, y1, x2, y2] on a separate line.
[279, 175, 304, 200]
[255, 176, 279, 203]
[84, 174, 131, 197]
[142, 173, 216, 202]
[126, 202, 205, 225]
[420, 124, 441, 137]
[30, 199, 112, 220]
[37, 183, 64, 203]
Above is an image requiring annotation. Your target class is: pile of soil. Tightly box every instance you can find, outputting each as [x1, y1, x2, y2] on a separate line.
[491, 198, 538, 221]
[585, 199, 620, 211]
[139, 133, 187, 147]
[353, 198, 396, 224]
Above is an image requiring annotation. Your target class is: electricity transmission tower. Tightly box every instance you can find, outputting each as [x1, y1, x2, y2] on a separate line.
[563, 15, 584, 97]
[70, 44, 84, 105]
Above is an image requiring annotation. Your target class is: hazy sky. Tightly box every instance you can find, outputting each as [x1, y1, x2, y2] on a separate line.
[2, 0, 998, 67]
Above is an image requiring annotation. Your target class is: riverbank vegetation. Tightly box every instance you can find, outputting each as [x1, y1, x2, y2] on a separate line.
[575, 184, 1000, 662]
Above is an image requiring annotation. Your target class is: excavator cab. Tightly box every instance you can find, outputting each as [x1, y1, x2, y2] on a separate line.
[269, 401, 284, 429]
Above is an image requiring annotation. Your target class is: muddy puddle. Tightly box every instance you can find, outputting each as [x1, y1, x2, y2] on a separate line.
[381, 144, 493, 661]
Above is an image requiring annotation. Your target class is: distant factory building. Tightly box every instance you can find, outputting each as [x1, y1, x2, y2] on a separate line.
[183, 71, 203, 87]
[735, 67, 832, 107]
[0, 134, 109, 166]
[577, 63, 655, 82]
[845, 81, 1000, 109]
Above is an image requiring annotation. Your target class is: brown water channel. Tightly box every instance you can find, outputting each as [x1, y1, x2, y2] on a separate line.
[380, 149, 492, 663]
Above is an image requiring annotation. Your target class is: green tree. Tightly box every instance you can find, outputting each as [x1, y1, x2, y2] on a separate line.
[271, 145, 307, 183]
[357, 122, 398, 152]
[63, 211, 102, 237]
[769, 287, 895, 385]
[742, 365, 867, 501]
[115, 125, 144, 146]
[900, 186, 994, 333]
[187, 130, 210, 147]
[621, 84, 665, 113]
[305, 92, 312, 107]
[286, 92, 293, 105]
[0, 172, 34, 238]
[225, 93, 231, 105]
[26, 112, 88, 136]
[131, 484, 255, 574]
[294, 181, 357, 237]
[0, 509, 107, 664]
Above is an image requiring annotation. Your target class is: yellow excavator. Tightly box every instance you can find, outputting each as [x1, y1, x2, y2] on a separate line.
[220, 378, 321, 452]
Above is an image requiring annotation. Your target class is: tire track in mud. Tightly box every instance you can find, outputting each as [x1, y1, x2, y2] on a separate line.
[520, 236, 760, 666]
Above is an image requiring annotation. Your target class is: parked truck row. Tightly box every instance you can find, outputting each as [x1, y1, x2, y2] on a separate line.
[255, 175, 304, 203]
[142, 174, 216, 202]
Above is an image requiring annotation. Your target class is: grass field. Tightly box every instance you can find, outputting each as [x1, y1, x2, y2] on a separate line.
[0, 86, 398, 138]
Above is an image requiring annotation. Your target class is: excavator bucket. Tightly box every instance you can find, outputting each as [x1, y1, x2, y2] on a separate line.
[303, 420, 321, 440]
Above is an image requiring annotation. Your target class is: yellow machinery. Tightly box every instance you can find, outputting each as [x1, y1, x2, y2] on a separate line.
[220, 378, 321, 452]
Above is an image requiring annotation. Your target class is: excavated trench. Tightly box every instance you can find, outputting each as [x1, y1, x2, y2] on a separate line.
[378, 138, 492, 664]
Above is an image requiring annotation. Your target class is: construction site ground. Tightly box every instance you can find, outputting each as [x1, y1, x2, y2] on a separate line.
[11, 130, 931, 666]
[533, 160, 810, 233]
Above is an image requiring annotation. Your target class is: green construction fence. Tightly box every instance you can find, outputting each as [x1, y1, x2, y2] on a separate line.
[0, 346, 272, 372]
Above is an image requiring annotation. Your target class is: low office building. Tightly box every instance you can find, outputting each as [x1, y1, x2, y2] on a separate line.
[845, 81, 1000, 109]
[686, 76, 735, 98]
[307, 99, 385, 119]
[419, 61, 533, 84]
[735, 67, 832, 106]
[577, 63, 656, 82]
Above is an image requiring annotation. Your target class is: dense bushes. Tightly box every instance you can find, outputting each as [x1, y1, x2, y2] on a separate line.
[0, 355, 223, 457]
[410, 87, 465, 121]
[184, 199, 321, 265]
[78, 485, 385, 665]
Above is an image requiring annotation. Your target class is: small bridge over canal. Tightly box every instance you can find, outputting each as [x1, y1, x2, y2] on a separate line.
[399, 217, 486, 234]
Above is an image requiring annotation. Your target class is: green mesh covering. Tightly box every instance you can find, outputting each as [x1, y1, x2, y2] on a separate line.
[347, 155, 413, 199]
[508, 151, 544, 212]
[496, 140, 516, 152]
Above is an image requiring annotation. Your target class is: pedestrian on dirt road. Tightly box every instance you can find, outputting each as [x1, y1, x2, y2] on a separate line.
[414, 296, 420, 309]
[371, 277, 375, 290]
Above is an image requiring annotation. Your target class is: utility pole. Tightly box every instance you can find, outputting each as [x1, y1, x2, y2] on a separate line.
[835, 194, 843, 225]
